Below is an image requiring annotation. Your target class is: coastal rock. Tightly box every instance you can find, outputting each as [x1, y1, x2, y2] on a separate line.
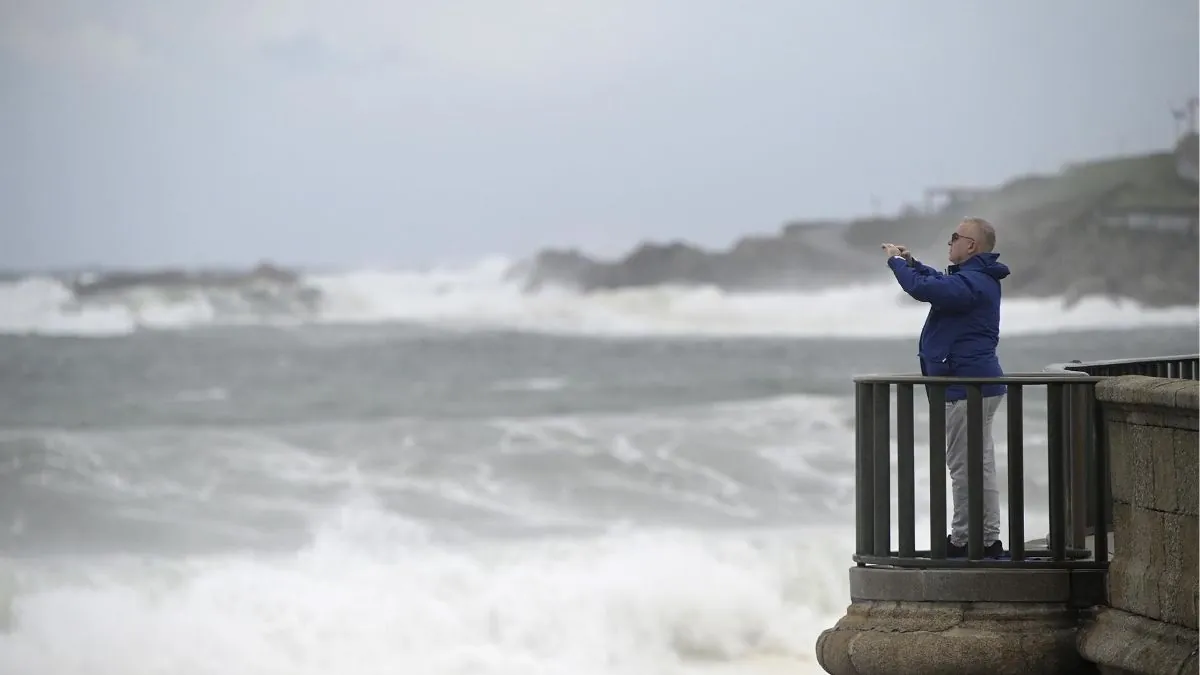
[601, 241, 718, 288]
[510, 144, 1199, 308]
[70, 260, 305, 297]
[515, 228, 868, 293]
[66, 260, 323, 315]
[512, 248, 603, 292]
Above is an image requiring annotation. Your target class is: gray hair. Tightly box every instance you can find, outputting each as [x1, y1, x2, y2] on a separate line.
[961, 217, 996, 252]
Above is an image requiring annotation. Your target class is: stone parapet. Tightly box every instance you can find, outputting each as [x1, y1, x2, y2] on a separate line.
[1077, 608, 1198, 675]
[1077, 375, 1199, 675]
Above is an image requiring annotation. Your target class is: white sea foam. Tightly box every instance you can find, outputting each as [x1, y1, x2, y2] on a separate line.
[0, 501, 849, 675]
[0, 391, 863, 674]
[0, 257, 1195, 338]
[0, 383, 1065, 675]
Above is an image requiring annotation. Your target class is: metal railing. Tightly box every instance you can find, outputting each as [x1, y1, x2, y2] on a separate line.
[1049, 354, 1199, 379]
[854, 354, 1199, 570]
[854, 374, 1109, 569]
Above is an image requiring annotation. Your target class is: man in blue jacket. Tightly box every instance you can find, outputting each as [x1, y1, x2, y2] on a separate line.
[882, 217, 1010, 558]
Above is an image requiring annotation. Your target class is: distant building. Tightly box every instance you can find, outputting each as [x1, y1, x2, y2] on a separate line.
[1088, 129, 1200, 234]
[1092, 181, 1198, 236]
[1098, 206, 1198, 234]
[922, 186, 989, 214]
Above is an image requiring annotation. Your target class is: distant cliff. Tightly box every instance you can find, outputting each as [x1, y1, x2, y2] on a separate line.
[509, 135, 1200, 308]
[508, 223, 870, 293]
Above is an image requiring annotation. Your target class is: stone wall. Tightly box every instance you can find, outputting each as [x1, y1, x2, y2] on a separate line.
[1077, 375, 1199, 675]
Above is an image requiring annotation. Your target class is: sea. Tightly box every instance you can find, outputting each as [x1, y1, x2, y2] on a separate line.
[0, 258, 1196, 675]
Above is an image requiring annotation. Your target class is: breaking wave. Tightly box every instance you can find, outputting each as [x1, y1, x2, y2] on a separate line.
[0, 258, 1195, 338]
[0, 511, 848, 675]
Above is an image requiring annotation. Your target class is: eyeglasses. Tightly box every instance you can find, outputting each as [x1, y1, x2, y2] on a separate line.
[949, 232, 975, 245]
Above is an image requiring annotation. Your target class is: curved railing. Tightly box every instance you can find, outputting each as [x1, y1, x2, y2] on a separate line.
[854, 354, 1199, 571]
[853, 373, 1109, 569]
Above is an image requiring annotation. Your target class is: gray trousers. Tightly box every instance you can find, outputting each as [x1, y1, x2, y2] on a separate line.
[945, 395, 1003, 546]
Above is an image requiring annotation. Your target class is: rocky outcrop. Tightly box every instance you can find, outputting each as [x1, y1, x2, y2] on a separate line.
[64, 261, 323, 316]
[512, 219, 1197, 307]
[504, 249, 598, 291]
[510, 146, 1199, 308]
[70, 261, 304, 297]
[515, 226, 872, 293]
[988, 210, 1197, 309]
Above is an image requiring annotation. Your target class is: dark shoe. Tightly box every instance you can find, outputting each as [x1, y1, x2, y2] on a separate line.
[946, 534, 966, 558]
[985, 539, 1005, 558]
[946, 534, 1006, 558]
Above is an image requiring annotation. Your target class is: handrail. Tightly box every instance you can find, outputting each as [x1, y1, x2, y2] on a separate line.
[854, 373, 1105, 384]
[1046, 354, 1199, 379]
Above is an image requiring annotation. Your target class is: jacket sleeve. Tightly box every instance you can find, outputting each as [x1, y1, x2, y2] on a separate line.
[887, 257, 976, 310]
[909, 259, 943, 277]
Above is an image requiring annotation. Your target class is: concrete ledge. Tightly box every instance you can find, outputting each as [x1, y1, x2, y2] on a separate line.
[849, 566, 1100, 603]
[1105, 404, 1199, 431]
[849, 567, 1107, 607]
[1077, 606, 1199, 675]
[1097, 376, 1200, 413]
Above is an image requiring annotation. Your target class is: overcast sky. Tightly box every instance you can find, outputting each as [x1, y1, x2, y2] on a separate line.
[1, 0, 1196, 270]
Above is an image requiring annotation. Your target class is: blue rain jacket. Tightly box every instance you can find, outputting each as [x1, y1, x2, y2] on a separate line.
[887, 252, 1010, 401]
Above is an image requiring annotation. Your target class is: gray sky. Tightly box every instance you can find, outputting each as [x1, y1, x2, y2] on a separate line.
[1, 0, 1197, 270]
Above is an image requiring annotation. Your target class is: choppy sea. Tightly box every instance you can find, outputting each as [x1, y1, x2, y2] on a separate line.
[0, 260, 1196, 675]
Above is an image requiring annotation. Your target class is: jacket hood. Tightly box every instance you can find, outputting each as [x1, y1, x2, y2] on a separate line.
[952, 252, 1010, 280]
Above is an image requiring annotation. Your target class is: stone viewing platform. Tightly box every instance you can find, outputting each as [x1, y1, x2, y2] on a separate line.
[815, 355, 1199, 675]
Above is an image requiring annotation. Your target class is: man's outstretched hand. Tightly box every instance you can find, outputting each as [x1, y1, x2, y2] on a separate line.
[881, 243, 910, 259]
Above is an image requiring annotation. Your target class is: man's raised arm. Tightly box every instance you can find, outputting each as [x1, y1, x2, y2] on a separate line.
[886, 256, 975, 310]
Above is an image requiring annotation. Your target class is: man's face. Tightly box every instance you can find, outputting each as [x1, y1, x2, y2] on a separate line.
[947, 222, 976, 264]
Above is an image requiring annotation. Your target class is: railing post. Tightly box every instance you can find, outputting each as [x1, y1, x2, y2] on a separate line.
[855, 382, 875, 558]
[1069, 382, 1089, 549]
[1092, 387, 1110, 562]
[1046, 383, 1067, 561]
[966, 385, 985, 560]
[1076, 380, 1111, 544]
[1007, 385, 1025, 561]
[928, 384, 947, 559]
[872, 383, 891, 557]
[896, 384, 916, 558]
